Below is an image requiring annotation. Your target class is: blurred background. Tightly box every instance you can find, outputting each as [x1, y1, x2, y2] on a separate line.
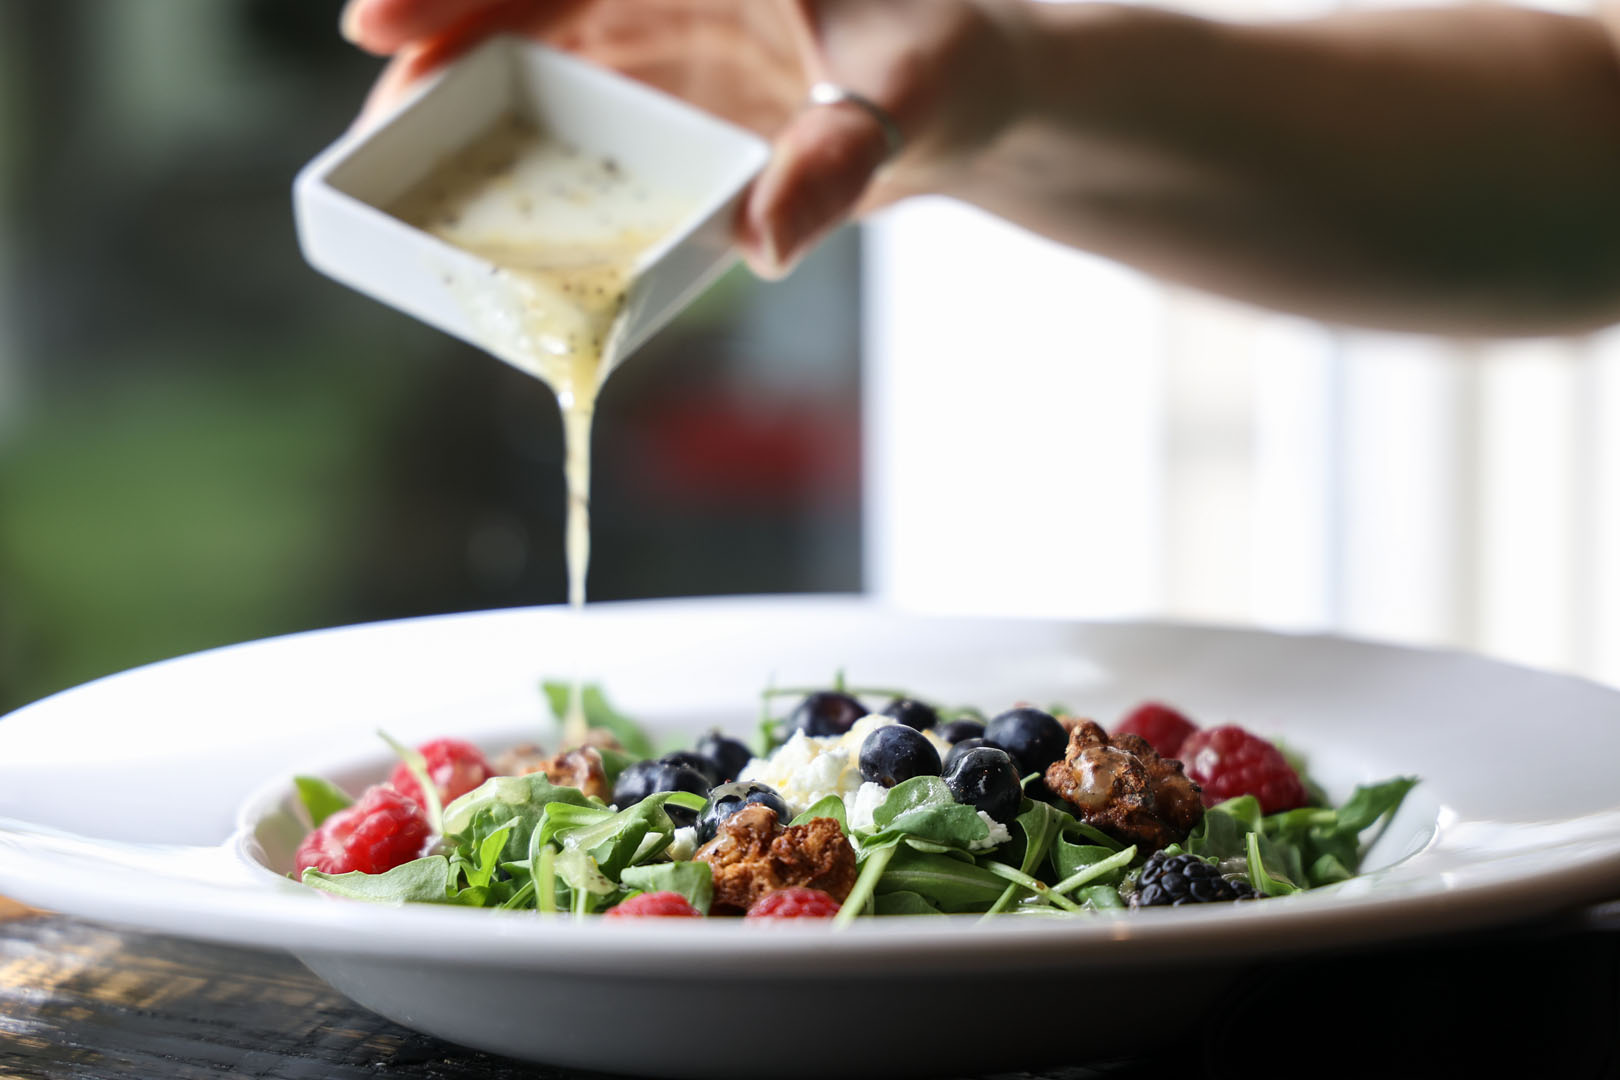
[1, 0, 1617, 714]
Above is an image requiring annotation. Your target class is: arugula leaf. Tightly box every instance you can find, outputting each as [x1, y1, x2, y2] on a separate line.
[302, 857, 453, 903]
[873, 846, 1010, 913]
[533, 842, 558, 915]
[1077, 884, 1126, 910]
[544, 794, 689, 881]
[1246, 832, 1301, 896]
[1058, 817, 1125, 852]
[790, 794, 849, 833]
[443, 774, 600, 867]
[620, 861, 714, 915]
[1050, 839, 1132, 888]
[595, 746, 636, 787]
[555, 847, 619, 913]
[1051, 845, 1136, 896]
[1183, 797, 1264, 862]
[873, 891, 946, 916]
[467, 825, 513, 890]
[1005, 800, 1066, 876]
[293, 776, 353, 827]
[1329, 776, 1419, 835]
[1309, 852, 1354, 886]
[378, 730, 443, 834]
[1267, 776, 1417, 887]
[861, 777, 991, 853]
[542, 681, 655, 759]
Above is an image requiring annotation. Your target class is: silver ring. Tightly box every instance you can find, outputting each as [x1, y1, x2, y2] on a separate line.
[807, 81, 904, 163]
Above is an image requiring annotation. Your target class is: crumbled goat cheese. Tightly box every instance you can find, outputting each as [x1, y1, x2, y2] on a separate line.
[667, 825, 701, 861]
[740, 714, 902, 817]
[976, 811, 1012, 850]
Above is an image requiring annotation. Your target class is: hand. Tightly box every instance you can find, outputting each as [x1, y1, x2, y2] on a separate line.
[340, 0, 1027, 277]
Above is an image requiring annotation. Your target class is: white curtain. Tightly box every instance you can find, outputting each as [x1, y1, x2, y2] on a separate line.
[862, 1, 1620, 686]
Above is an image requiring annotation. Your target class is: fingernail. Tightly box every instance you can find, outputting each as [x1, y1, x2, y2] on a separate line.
[339, 0, 364, 44]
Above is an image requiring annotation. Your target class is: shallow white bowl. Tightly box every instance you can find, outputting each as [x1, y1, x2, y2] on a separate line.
[2, 596, 1619, 1076]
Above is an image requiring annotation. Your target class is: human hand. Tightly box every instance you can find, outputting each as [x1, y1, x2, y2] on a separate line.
[340, 0, 1026, 277]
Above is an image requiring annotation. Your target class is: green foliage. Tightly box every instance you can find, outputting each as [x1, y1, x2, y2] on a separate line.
[541, 681, 655, 759]
[293, 710, 1417, 921]
[293, 776, 353, 827]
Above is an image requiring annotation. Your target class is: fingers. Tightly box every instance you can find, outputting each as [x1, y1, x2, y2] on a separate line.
[342, 0, 510, 54]
[351, 1, 592, 127]
[737, 99, 892, 279]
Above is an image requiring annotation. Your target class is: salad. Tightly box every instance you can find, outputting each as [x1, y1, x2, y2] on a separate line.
[290, 680, 1415, 922]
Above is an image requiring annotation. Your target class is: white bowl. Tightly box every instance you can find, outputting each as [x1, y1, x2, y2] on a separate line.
[3, 597, 1620, 1076]
[293, 36, 769, 380]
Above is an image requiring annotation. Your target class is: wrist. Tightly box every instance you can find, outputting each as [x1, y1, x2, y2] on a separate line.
[1016, 2, 1220, 137]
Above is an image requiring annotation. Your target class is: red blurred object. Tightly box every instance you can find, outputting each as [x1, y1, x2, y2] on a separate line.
[1180, 725, 1308, 815]
[294, 785, 432, 877]
[745, 887, 842, 920]
[628, 393, 860, 508]
[389, 738, 492, 809]
[1114, 702, 1197, 759]
[604, 892, 704, 919]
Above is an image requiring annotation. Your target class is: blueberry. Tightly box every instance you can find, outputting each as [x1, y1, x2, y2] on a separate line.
[858, 725, 943, 788]
[882, 698, 939, 731]
[935, 718, 986, 745]
[787, 691, 867, 738]
[693, 730, 754, 783]
[941, 747, 1023, 824]
[696, 781, 791, 842]
[659, 750, 721, 787]
[612, 760, 711, 826]
[983, 708, 1068, 776]
[943, 736, 991, 773]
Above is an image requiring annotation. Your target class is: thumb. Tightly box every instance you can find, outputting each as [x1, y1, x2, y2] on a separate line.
[737, 98, 892, 279]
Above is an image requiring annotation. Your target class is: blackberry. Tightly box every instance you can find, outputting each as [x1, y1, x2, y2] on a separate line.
[1131, 852, 1259, 908]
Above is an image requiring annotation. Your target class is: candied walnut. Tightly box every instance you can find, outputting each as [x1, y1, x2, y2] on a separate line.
[577, 728, 622, 752]
[493, 744, 609, 800]
[1043, 721, 1203, 853]
[695, 804, 856, 914]
[1056, 714, 1089, 736]
[530, 747, 609, 801]
[492, 742, 548, 777]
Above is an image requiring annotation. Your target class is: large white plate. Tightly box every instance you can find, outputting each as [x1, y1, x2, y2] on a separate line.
[3, 596, 1619, 1076]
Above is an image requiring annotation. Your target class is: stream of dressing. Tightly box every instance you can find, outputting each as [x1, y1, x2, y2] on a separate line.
[392, 116, 689, 738]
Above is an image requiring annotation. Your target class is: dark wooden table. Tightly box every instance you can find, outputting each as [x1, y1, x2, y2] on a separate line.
[4, 898, 1619, 1079]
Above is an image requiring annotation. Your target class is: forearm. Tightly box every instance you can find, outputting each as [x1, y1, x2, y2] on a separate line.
[950, 2, 1620, 335]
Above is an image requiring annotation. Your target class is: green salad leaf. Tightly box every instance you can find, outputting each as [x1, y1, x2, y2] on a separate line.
[292, 683, 1419, 922]
[293, 775, 353, 827]
[621, 861, 714, 914]
[444, 774, 600, 866]
[303, 856, 454, 903]
[541, 681, 655, 759]
[790, 794, 849, 833]
[861, 776, 992, 852]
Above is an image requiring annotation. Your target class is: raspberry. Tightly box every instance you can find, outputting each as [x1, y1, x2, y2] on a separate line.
[295, 785, 432, 877]
[1179, 725, 1307, 814]
[1114, 702, 1197, 759]
[745, 887, 842, 920]
[603, 892, 703, 919]
[389, 738, 492, 809]
[1130, 852, 1258, 907]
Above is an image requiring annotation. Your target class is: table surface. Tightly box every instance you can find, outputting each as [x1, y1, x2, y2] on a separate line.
[4, 898, 1620, 1079]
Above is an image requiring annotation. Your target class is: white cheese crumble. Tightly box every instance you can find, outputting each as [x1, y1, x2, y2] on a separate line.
[666, 825, 701, 861]
[976, 811, 1013, 849]
[739, 714, 901, 817]
[846, 781, 890, 831]
[739, 717, 998, 846]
